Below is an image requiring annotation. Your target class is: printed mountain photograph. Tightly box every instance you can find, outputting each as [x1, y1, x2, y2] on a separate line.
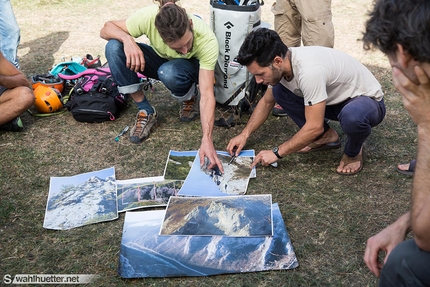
[118, 203, 298, 278]
[160, 195, 273, 236]
[43, 167, 117, 230]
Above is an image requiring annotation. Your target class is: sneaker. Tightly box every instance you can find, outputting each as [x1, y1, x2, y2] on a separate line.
[129, 108, 158, 144]
[272, 103, 288, 117]
[0, 117, 24, 132]
[180, 93, 199, 122]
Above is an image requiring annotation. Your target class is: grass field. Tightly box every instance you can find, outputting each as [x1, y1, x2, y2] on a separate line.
[0, 0, 415, 286]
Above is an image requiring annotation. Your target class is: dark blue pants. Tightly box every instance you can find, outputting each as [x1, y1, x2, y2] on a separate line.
[105, 39, 200, 101]
[272, 83, 386, 157]
[380, 239, 430, 287]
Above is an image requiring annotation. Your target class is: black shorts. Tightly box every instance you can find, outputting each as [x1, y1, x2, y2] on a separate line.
[0, 86, 7, 97]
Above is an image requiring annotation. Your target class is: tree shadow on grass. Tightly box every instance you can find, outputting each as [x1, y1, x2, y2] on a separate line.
[18, 31, 69, 76]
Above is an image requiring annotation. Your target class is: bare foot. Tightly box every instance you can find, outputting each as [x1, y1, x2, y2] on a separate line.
[397, 162, 412, 171]
[299, 128, 339, 153]
[336, 147, 363, 175]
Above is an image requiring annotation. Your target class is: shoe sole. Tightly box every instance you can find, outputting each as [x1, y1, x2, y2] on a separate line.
[396, 168, 414, 176]
[297, 140, 341, 154]
[272, 112, 288, 117]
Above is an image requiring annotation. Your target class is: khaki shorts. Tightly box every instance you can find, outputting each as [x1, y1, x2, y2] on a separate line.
[271, 0, 334, 47]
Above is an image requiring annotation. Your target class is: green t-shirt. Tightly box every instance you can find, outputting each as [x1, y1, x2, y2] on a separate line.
[126, 5, 218, 71]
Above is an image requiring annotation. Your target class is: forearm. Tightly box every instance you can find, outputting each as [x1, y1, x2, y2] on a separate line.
[0, 74, 30, 89]
[100, 21, 133, 43]
[278, 101, 326, 157]
[393, 211, 412, 236]
[200, 90, 215, 144]
[411, 125, 430, 250]
[278, 124, 323, 157]
[198, 69, 216, 144]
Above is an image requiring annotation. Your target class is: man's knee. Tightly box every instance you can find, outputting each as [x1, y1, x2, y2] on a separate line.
[157, 64, 194, 95]
[105, 39, 124, 61]
[339, 114, 369, 137]
[17, 87, 35, 109]
[1, 86, 34, 111]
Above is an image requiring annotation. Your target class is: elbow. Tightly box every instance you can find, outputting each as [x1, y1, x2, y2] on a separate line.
[99, 22, 110, 39]
[100, 28, 106, 40]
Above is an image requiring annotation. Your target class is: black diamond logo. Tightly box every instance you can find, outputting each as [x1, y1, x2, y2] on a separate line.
[224, 21, 234, 29]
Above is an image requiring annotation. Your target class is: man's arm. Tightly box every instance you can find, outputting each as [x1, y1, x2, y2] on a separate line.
[198, 68, 223, 173]
[412, 125, 430, 251]
[100, 19, 145, 73]
[278, 101, 326, 156]
[393, 64, 430, 251]
[250, 100, 327, 167]
[0, 53, 30, 88]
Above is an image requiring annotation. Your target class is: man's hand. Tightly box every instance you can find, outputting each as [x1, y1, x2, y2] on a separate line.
[226, 133, 248, 157]
[251, 149, 278, 168]
[100, 19, 145, 73]
[199, 138, 224, 174]
[392, 65, 430, 126]
[364, 213, 409, 277]
[123, 38, 146, 73]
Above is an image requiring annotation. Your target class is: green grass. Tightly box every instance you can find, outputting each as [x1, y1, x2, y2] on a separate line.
[0, 0, 416, 286]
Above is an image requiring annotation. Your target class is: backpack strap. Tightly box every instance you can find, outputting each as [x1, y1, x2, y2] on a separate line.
[58, 67, 147, 81]
[57, 67, 111, 80]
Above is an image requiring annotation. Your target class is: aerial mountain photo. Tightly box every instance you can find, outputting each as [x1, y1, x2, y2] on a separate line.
[160, 195, 273, 236]
[43, 167, 117, 230]
[118, 203, 298, 278]
[179, 152, 254, 196]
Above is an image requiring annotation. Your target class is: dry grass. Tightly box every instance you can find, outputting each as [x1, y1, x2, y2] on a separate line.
[0, 0, 415, 286]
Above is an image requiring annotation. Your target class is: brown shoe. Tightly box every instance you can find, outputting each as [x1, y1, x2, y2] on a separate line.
[179, 93, 199, 122]
[129, 108, 158, 144]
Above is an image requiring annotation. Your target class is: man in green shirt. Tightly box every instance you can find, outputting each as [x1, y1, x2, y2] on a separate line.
[101, 0, 223, 172]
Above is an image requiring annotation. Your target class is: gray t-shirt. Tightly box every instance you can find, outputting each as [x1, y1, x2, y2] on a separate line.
[279, 46, 384, 106]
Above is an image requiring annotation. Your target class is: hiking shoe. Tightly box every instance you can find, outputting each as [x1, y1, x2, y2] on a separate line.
[0, 117, 24, 132]
[129, 108, 158, 144]
[272, 103, 288, 117]
[180, 93, 199, 122]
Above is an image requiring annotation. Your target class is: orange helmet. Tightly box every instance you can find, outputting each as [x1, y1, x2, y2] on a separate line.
[33, 86, 64, 113]
[31, 74, 64, 93]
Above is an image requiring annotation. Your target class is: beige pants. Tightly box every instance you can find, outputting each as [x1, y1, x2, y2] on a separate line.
[271, 0, 334, 47]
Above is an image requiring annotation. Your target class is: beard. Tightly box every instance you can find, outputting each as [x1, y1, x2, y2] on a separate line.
[268, 65, 284, 86]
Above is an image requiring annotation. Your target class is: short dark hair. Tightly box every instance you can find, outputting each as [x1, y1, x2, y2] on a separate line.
[363, 0, 430, 62]
[237, 28, 288, 67]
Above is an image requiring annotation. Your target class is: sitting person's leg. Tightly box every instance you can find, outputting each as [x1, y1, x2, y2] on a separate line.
[0, 0, 21, 69]
[0, 86, 34, 131]
[105, 40, 166, 143]
[157, 58, 200, 122]
[380, 239, 430, 287]
[336, 96, 386, 174]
